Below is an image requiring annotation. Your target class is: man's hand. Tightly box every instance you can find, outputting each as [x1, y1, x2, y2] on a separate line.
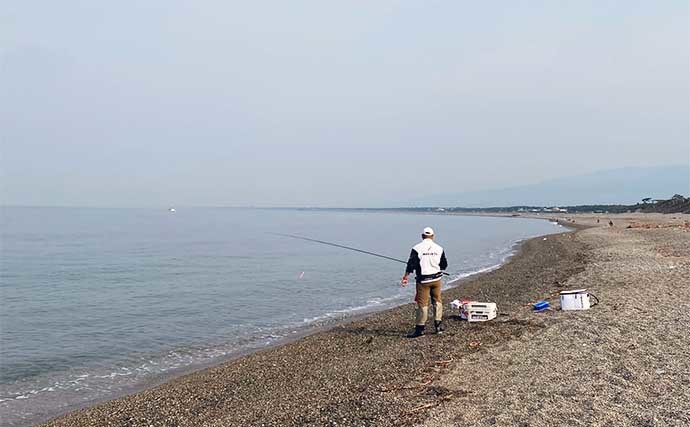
[401, 275, 409, 287]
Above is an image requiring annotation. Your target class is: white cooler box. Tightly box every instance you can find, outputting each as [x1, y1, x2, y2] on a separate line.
[464, 302, 497, 322]
[450, 300, 497, 322]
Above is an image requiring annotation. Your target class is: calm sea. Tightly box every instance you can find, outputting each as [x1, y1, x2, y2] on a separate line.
[0, 207, 563, 425]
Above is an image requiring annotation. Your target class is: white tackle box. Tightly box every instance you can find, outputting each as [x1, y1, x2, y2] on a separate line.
[464, 302, 497, 322]
[450, 300, 497, 322]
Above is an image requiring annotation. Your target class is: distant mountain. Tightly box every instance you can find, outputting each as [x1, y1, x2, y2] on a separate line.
[416, 165, 690, 208]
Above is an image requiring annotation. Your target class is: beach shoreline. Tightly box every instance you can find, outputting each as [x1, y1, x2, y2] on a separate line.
[8, 216, 560, 427]
[36, 213, 690, 426]
[36, 216, 587, 426]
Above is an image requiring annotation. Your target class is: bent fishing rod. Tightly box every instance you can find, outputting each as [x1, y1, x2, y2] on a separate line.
[270, 232, 449, 276]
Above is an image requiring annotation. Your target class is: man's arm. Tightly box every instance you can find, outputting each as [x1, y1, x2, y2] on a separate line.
[401, 249, 418, 286]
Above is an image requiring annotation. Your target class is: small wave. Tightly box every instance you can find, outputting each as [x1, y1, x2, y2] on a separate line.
[445, 242, 522, 286]
[301, 296, 402, 324]
[449, 263, 502, 282]
[95, 371, 133, 379]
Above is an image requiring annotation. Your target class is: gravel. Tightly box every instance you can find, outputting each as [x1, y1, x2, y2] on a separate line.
[422, 214, 690, 427]
[40, 214, 689, 427]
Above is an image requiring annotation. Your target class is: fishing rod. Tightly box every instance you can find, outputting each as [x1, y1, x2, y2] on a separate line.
[270, 232, 450, 276]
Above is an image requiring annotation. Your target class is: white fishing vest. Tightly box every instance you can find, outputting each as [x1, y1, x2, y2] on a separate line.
[412, 239, 444, 282]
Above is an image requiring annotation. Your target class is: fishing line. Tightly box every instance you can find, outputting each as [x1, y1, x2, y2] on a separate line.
[270, 232, 449, 276]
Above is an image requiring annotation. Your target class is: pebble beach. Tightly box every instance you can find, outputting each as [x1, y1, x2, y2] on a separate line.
[38, 213, 690, 427]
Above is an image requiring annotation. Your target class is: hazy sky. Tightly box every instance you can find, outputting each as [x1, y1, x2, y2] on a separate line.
[2, 1, 688, 207]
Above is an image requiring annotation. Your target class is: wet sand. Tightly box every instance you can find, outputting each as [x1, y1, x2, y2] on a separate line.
[40, 213, 690, 426]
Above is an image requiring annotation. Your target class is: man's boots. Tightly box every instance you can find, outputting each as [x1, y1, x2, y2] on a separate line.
[407, 325, 425, 338]
[434, 320, 445, 334]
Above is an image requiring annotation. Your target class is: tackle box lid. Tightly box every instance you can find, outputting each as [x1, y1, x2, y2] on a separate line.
[559, 289, 587, 295]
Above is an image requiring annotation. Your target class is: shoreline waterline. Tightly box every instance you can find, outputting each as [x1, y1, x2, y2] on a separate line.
[31, 228, 571, 427]
[37, 218, 590, 427]
[11, 238, 526, 427]
[1, 210, 568, 426]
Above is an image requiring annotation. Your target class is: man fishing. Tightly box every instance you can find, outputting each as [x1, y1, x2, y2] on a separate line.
[401, 227, 448, 338]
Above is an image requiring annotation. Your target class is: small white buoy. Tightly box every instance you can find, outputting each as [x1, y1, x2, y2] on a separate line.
[298, 271, 305, 279]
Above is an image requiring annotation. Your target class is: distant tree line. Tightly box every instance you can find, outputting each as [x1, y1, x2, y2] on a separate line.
[281, 195, 690, 214]
[376, 194, 690, 214]
[642, 194, 690, 214]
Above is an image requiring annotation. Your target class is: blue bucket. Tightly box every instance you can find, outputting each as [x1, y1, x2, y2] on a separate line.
[533, 301, 550, 311]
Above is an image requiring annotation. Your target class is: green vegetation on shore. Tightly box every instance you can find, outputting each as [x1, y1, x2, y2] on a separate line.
[432, 194, 690, 215]
[283, 194, 690, 215]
